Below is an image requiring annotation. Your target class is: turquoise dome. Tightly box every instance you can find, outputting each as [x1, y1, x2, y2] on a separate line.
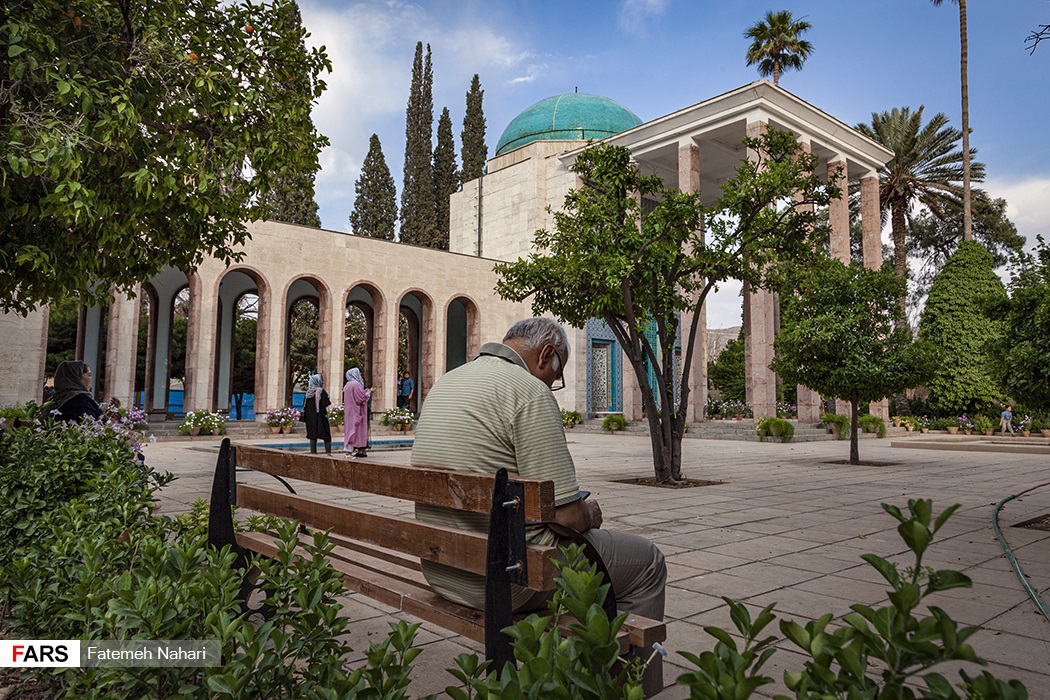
[495, 93, 643, 156]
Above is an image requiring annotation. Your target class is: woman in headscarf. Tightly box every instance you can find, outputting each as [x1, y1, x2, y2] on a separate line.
[342, 368, 371, 458]
[52, 360, 101, 423]
[302, 373, 332, 455]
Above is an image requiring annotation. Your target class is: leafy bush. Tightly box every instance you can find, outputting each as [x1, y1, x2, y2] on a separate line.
[973, 414, 994, 433]
[675, 500, 1027, 699]
[820, 412, 850, 438]
[602, 414, 628, 432]
[707, 329, 746, 402]
[930, 416, 954, 430]
[328, 404, 345, 425]
[756, 417, 794, 441]
[381, 406, 414, 427]
[858, 413, 886, 437]
[561, 409, 583, 427]
[919, 241, 1007, 415]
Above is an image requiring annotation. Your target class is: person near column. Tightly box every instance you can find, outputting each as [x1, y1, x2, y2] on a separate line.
[52, 360, 102, 423]
[411, 317, 666, 623]
[999, 405, 1014, 434]
[397, 370, 415, 411]
[343, 368, 372, 458]
[303, 374, 332, 455]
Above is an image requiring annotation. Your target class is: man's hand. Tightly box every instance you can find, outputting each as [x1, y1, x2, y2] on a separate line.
[552, 496, 603, 532]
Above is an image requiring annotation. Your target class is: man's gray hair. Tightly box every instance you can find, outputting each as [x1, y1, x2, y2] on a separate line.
[503, 318, 570, 360]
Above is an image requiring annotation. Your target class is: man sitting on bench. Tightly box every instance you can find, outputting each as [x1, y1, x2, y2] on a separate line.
[412, 318, 666, 621]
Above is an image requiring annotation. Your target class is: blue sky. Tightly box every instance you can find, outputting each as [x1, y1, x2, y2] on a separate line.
[299, 0, 1050, 326]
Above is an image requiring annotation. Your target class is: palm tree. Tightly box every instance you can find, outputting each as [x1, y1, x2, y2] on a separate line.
[743, 10, 813, 86]
[855, 106, 983, 280]
[931, 0, 972, 242]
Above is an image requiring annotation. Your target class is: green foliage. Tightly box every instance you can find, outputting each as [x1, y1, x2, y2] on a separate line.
[909, 194, 1024, 299]
[433, 107, 459, 250]
[602, 414, 628, 432]
[972, 414, 993, 432]
[561, 409, 584, 427]
[774, 258, 935, 462]
[230, 312, 256, 419]
[857, 106, 980, 280]
[496, 132, 837, 483]
[920, 241, 1007, 414]
[743, 10, 813, 86]
[858, 413, 887, 437]
[986, 236, 1050, 411]
[708, 329, 746, 402]
[2, 0, 330, 314]
[289, 298, 319, 390]
[351, 133, 398, 240]
[675, 500, 1028, 699]
[400, 42, 437, 246]
[821, 412, 851, 438]
[756, 417, 794, 441]
[445, 544, 647, 700]
[460, 74, 488, 182]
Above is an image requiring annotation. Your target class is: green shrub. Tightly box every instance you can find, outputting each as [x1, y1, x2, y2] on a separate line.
[858, 414, 886, 437]
[756, 417, 794, 441]
[675, 500, 1027, 699]
[931, 416, 955, 430]
[602, 414, 628, 432]
[707, 329, 746, 402]
[973, 414, 994, 433]
[820, 412, 850, 438]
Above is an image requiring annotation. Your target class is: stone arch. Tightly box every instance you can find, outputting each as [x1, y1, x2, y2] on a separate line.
[282, 275, 333, 406]
[134, 267, 190, 414]
[213, 266, 271, 420]
[444, 294, 480, 371]
[397, 289, 435, 411]
[343, 281, 385, 390]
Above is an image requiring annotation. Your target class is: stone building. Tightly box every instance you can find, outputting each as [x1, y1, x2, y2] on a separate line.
[1, 80, 892, 423]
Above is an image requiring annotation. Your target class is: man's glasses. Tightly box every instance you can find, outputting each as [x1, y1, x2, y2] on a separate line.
[550, 350, 566, 392]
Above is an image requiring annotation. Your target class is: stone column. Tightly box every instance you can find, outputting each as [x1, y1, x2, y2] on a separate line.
[213, 291, 235, 413]
[104, 286, 141, 407]
[678, 140, 708, 422]
[380, 299, 400, 414]
[326, 292, 346, 406]
[78, 304, 104, 397]
[828, 157, 850, 264]
[184, 272, 218, 413]
[0, 308, 49, 404]
[252, 285, 274, 419]
[793, 141, 822, 424]
[743, 120, 777, 420]
[861, 172, 891, 421]
[621, 351, 643, 422]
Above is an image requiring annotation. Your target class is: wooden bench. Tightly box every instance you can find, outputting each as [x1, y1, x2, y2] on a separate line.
[207, 440, 666, 693]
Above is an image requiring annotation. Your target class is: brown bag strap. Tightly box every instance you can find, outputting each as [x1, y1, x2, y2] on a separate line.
[543, 523, 618, 621]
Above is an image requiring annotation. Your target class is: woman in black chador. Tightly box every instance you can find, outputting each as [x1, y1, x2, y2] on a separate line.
[53, 360, 101, 423]
[303, 373, 332, 454]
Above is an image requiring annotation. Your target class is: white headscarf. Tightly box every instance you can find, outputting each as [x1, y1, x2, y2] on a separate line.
[345, 368, 365, 388]
[306, 374, 323, 410]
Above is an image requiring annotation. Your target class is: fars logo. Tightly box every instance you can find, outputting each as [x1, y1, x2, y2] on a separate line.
[0, 640, 81, 667]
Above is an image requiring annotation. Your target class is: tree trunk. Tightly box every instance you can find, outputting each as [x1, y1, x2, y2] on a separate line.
[892, 199, 908, 314]
[850, 390, 860, 465]
[959, 0, 972, 242]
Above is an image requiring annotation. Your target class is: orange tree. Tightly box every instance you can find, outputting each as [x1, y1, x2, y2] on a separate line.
[1, 0, 330, 314]
[495, 132, 836, 483]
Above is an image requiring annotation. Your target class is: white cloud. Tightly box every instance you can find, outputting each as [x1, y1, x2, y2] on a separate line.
[618, 0, 670, 34]
[507, 64, 548, 85]
[985, 176, 1050, 251]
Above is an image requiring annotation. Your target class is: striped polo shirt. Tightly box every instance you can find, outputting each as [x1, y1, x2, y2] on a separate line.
[412, 341, 580, 610]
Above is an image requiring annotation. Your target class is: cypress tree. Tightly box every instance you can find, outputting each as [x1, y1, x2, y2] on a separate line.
[399, 42, 436, 245]
[350, 134, 397, 240]
[460, 74, 487, 182]
[433, 107, 459, 249]
[259, 0, 322, 228]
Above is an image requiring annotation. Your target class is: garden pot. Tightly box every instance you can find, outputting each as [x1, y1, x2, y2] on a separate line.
[964, 429, 973, 435]
[920, 428, 929, 434]
[189, 427, 201, 436]
[284, 425, 295, 434]
[946, 426, 959, 435]
[269, 426, 281, 434]
[904, 424, 914, 432]
[828, 425, 840, 437]
[333, 423, 344, 434]
[983, 429, 994, 436]
[892, 418, 902, 427]
[1041, 429, 1050, 438]
[211, 427, 221, 435]
[1021, 430, 1031, 437]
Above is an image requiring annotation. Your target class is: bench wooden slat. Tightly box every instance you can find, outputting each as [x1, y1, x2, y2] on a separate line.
[236, 445, 556, 521]
[238, 484, 559, 591]
[236, 530, 666, 650]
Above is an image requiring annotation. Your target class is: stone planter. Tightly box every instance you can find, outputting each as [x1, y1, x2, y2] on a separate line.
[904, 424, 914, 432]
[964, 429, 973, 435]
[211, 427, 222, 435]
[1041, 429, 1050, 438]
[946, 426, 959, 435]
[1021, 430, 1031, 437]
[983, 429, 994, 436]
[920, 427, 929, 434]
[332, 423, 344, 434]
[269, 425, 281, 434]
[189, 427, 201, 436]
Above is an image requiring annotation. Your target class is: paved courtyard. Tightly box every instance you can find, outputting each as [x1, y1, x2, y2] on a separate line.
[149, 432, 1050, 698]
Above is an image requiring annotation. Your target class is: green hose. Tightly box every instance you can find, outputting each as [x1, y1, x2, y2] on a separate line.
[991, 482, 1050, 623]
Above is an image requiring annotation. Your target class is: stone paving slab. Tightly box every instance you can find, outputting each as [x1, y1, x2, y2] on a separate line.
[143, 431, 1050, 698]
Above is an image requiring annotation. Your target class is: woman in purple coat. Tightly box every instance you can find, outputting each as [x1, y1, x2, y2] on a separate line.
[343, 368, 371, 458]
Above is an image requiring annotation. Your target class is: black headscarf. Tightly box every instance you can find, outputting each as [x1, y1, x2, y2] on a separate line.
[53, 360, 92, 409]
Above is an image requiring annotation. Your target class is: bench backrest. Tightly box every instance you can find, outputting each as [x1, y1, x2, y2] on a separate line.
[232, 445, 560, 591]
